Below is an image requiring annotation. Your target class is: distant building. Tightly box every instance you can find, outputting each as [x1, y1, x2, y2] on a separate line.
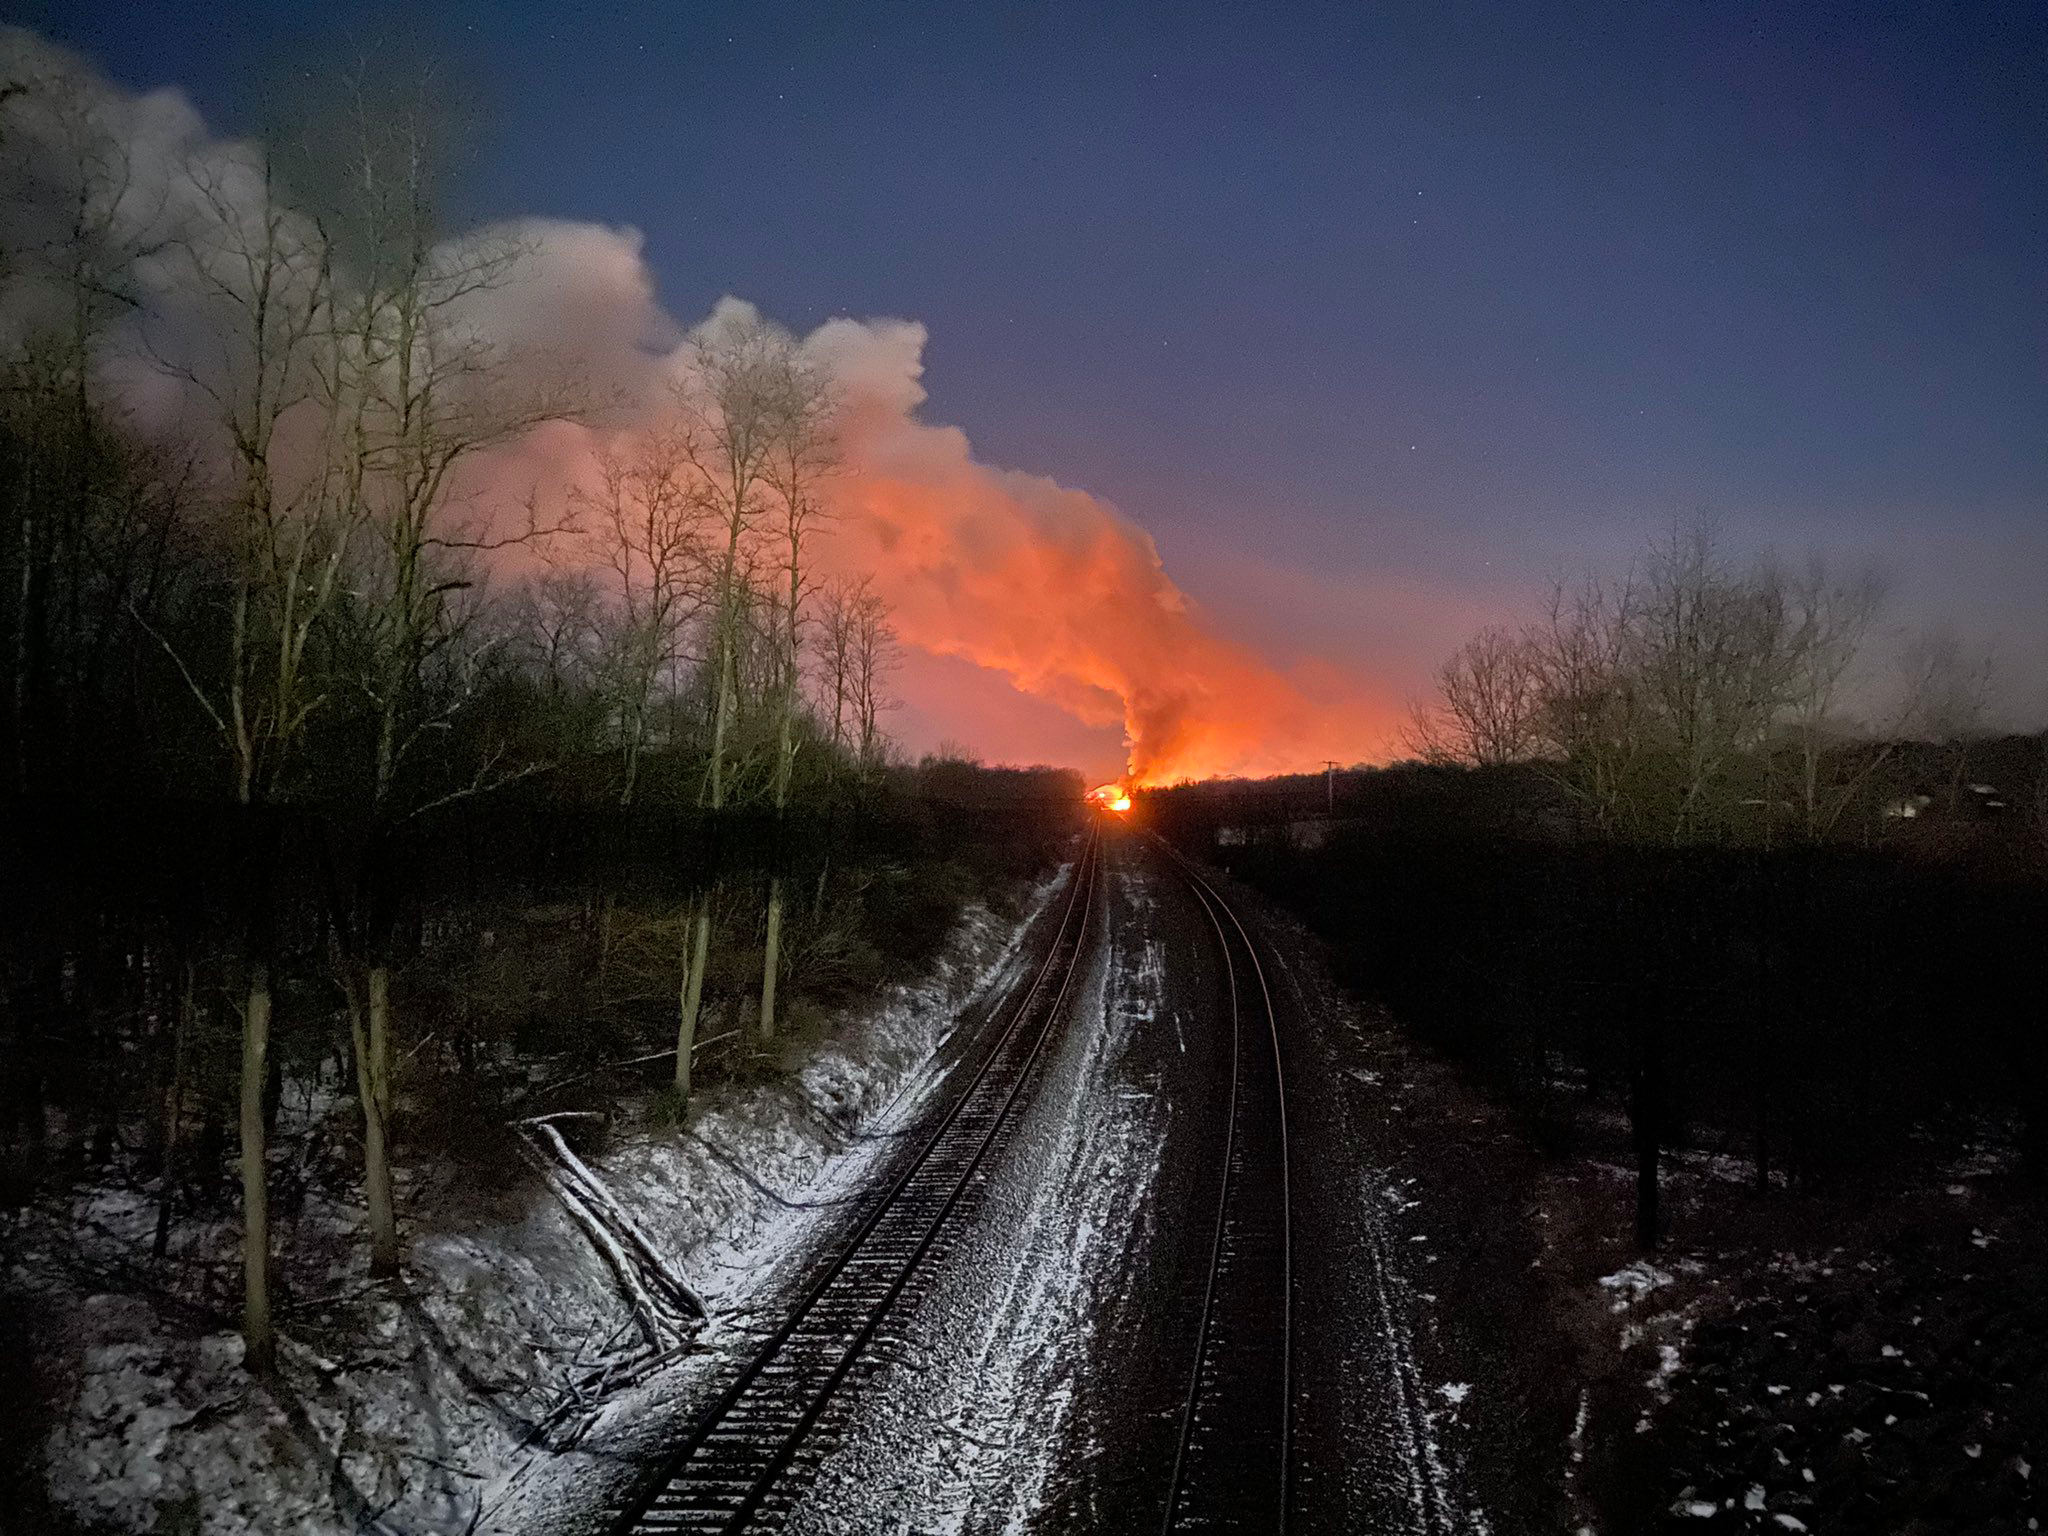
[1214, 815, 1335, 851]
[1881, 784, 2006, 821]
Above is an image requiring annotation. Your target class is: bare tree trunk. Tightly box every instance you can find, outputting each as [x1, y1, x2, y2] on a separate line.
[678, 649, 736, 1094]
[1629, 984, 1663, 1251]
[152, 961, 194, 1260]
[240, 961, 275, 1374]
[758, 691, 795, 1041]
[758, 496, 809, 1043]
[675, 901, 712, 1086]
[10, 505, 35, 797]
[676, 888, 712, 1096]
[597, 892, 616, 997]
[759, 877, 784, 1042]
[1751, 863, 1775, 1199]
[676, 901, 709, 1104]
[620, 707, 642, 809]
[348, 963, 399, 1276]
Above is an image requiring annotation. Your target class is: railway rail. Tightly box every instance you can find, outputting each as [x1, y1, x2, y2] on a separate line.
[1159, 839, 1296, 1534]
[611, 829, 1102, 1534]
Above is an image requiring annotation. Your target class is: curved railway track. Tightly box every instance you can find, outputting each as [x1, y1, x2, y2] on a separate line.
[1159, 839, 1295, 1535]
[611, 829, 1102, 1534]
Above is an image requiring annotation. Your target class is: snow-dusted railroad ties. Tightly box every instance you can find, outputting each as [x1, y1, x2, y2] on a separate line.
[610, 831, 1103, 1535]
[1159, 842, 1295, 1534]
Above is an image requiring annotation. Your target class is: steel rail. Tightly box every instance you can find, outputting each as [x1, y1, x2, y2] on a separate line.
[614, 828, 1101, 1534]
[1158, 836, 1295, 1534]
[1160, 854, 1243, 1531]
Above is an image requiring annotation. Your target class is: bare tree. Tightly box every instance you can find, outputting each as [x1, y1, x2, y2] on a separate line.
[670, 307, 813, 1100]
[1426, 527, 1929, 1250]
[303, 59, 576, 1277]
[575, 432, 703, 806]
[1776, 560, 1890, 840]
[0, 58, 176, 794]
[814, 578, 860, 760]
[849, 580, 899, 784]
[2, 52, 197, 1271]
[1526, 575, 1650, 839]
[813, 574, 897, 781]
[801, 573, 879, 929]
[1627, 527, 1799, 844]
[151, 137, 344, 1374]
[514, 567, 602, 716]
[1408, 623, 1543, 767]
[1896, 627, 1995, 819]
[1519, 527, 1822, 845]
[755, 357, 835, 1041]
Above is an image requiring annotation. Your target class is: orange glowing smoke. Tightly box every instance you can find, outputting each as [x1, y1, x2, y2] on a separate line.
[807, 316, 1405, 785]
[453, 282, 1407, 786]
[8, 43, 1410, 791]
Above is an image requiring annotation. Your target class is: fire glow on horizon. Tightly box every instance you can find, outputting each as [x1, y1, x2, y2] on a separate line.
[0, 32, 1409, 789]
[481, 291, 1410, 787]
[1087, 783, 1134, 813]
[751, 309, 1409, 786]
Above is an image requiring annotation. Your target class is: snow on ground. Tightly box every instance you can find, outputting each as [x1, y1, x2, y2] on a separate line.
[13, 872, 1064, 1536]
[1248, 919, 1495, 1536]
[1357, 1166, 1491, 1535]
[1599, 1261, 1675, 1310]
[1636, 1211, 2047, 1534]
[782, 858, 1168, 1534]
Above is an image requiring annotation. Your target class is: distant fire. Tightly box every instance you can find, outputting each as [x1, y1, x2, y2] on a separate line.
[3, 38, 1407, 789]
[1087, 783, 1134, 813]
[453, 294, 1405, 786]
[803, 314, 1404, 785]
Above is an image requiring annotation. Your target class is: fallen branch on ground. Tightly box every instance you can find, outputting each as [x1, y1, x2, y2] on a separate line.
[515, 1138, 673, 1350]
[532, 1121, 708, 1318]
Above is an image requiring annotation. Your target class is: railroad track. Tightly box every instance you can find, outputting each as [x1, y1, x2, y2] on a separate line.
[1160, 840, 1295, 1534]
[612, 829, 1102, 1534]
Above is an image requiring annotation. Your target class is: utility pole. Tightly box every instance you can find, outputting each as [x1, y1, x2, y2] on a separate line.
[1322, 760, 1338, 815]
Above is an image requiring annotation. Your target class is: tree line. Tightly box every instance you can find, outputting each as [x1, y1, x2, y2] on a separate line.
[0, 48, 1030, 1376]
[1406, 524, 2005, 845]
[1159, 526, 2042, 1248]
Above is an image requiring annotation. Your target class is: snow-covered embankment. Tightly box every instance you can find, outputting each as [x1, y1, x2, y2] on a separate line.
[20, 874, 1063, 1536]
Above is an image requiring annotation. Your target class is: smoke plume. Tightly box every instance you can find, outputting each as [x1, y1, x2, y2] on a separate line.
[2, 28, 1403, 783]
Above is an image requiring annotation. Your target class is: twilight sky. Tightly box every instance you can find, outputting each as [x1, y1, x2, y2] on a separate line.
[23, 0, 2048, 771]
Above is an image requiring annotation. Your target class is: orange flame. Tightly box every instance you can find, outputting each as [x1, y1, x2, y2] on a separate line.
[1087, 783, 1134, 813]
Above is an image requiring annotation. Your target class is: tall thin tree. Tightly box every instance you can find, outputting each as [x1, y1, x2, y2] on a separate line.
[670, 307, 811, 1100]
[755, 357, 834, 1041]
